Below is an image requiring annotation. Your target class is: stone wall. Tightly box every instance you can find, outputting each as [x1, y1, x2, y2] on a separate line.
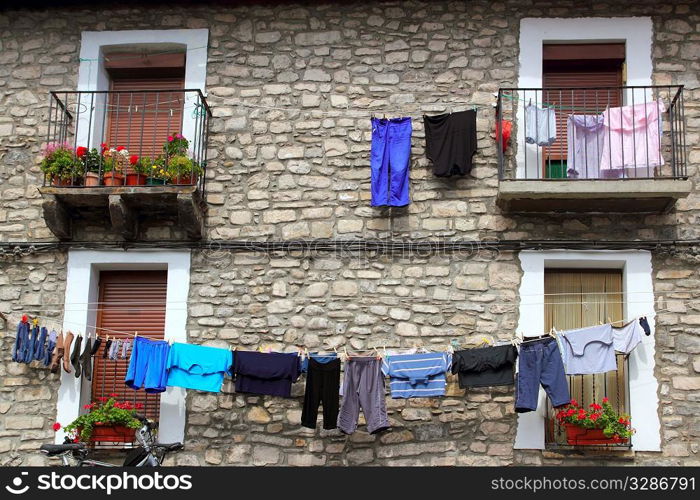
[0, 0, 698, 466]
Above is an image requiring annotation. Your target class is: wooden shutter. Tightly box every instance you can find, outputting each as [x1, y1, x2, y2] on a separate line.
[106, 76, 185, 158]
[541, 44, 625, 174]
[543, 269, 628, 447]
[91, 271, 167, 421]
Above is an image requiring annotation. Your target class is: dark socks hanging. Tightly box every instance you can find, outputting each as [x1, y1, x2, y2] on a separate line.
[81, 336, 92, 381]
[71, 335, 82, 378]
[90, 336, 102, 356]
[102, 339, 113, 359]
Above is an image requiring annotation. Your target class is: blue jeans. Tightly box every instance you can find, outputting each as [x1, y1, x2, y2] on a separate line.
[370, 117, 412, 207]
[515, 338, 570, 413]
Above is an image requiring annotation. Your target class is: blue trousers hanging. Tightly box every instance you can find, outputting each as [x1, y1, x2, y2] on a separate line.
[12, 321, 29, 363]
[370, 117, 412, 207]
[33, 327, 47, 362]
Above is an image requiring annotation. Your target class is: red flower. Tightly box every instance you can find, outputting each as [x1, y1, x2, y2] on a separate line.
[76, 146, 88, 158]
[618, 417, 626, 424]
[135, 403, 144, 409]
[577, 414, 586, 420]
[83, 404, 94, 410]
[590, 413, 600, 421]
[52, 422, 61, 431]
[116, 146, 126, 152]
[589, 403, 602, 411]
[168, 136, 174, 142]
[570, 399, 578, 407]
[566, 409, 576, 416]
[100, 143, 108, 153]
[73, 436, 80, 443]
[98, 396, 107, 402]
[129, 155, 139, 165]
[602, 397, 609, 403]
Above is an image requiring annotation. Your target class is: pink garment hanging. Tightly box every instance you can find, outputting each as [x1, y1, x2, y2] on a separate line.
[599, 99, 665, 173]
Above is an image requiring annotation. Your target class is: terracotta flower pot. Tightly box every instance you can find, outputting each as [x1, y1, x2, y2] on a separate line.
[52, 176, 73, 187]
[564, 423, 628, 445]
[125, 173, 147, 186]
[80, 424, 136, 444]
[84, 172, 101, 187]
[103, 172, 124, 186]
[170, 175, 197, 185]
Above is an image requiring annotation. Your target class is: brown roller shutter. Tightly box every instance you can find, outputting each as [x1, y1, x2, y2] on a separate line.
[91, 271, 167, 421]
[541, 44, 624, 175]
[106, 76, 185, 158]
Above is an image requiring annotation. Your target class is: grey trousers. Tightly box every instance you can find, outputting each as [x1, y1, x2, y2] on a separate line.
[337, 357, 390, 434]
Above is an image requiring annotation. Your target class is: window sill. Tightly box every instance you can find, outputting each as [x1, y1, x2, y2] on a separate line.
[543, 446, 635, 461]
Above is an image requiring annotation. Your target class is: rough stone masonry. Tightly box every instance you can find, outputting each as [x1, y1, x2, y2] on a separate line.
[0, 0, 698, 466]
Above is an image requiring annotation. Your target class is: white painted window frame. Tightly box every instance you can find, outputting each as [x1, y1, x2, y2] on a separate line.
[514, 250, 660, 452]
[75, 29, 209, 152]
[515, 17, 653, 179]
[55, 250, 191, 444]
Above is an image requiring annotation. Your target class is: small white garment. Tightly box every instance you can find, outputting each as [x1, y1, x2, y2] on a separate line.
[611, 320, 643, 354]
[525, 104, 557, 146]
[559, 324, 617, 375]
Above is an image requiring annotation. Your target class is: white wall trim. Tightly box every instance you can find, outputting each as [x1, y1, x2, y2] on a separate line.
[516, 17, 653, 179]
[76, 29, 208, 152]
[56, 249, 191, 444]
[513, 250, 661, 452]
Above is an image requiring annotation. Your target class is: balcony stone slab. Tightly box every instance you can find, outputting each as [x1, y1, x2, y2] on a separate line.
[497, 179, 693, 214]
[39, 185, 206, 240]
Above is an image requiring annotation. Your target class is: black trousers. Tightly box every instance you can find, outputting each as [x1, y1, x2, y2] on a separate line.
[301, 358, 341, 430]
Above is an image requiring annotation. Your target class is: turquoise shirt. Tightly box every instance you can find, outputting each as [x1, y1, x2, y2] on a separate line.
[165, 343, 232, 393]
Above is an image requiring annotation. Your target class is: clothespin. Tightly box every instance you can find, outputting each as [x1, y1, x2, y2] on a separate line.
[32, 318, 39, 327]
[607, 316, 612, 324]
[134, 331, 138, 338]
[343, 346, 349, 360]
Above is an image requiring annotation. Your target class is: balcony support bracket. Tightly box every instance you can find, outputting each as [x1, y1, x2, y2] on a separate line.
[108, 194, 137, 240]
[42, 195, 72, 240]
[177, 192, 204, 240]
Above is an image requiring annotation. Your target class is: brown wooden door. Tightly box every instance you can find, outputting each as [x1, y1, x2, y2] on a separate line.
[91, 271, 167, 421]
[106, 76, 185, 159]
[541, 43, 625, 177]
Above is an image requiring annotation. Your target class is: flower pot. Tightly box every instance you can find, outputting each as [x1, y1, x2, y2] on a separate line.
[170, 175, 197, 185]
[84, 424, 136, 444]
[84, 172, 101, 187]
[103, 172, 124, 186]
[51, 176, 73, 187]
[125, 173, 147, 186]
[563, 423, 628, 445]
[146, 178, 167, 186]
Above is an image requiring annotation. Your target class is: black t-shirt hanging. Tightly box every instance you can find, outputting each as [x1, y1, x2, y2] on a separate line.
[423, 110, 477, 177]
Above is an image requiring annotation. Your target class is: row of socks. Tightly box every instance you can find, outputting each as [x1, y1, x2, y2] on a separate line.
[121, 339, 131, 359]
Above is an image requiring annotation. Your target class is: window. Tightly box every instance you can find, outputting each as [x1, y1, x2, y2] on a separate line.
[105, 51, 186, 157]
[543, 269, 629, 447]
[91, 270, 167, 422]
[541, 43, 625, 178]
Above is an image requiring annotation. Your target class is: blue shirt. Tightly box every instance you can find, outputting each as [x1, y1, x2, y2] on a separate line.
[382, 352, 452, 398]
[166, 343, 233, 393]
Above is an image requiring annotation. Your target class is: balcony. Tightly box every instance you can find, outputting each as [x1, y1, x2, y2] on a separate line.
[39, 89, 211, 240]
[496, 86, 691, 213]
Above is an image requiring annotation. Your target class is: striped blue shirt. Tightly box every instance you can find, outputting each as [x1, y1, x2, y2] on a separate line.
[382, 352, 452, 399]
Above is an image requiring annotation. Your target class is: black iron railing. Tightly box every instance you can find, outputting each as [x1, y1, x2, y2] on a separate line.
[44, 89, 211, 191]
[497, 86, 687, 181]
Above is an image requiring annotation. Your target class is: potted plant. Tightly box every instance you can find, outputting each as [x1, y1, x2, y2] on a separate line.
[167, 154, 202, 185]
[40, 143, 83, 186]
[125, 155, 150, 186]
[163, 132, 189, 157]
[147, 156, 169, 185]
[555, 398, 634, 445]
[78, 147, 103, 186]
[103, 145, 129, 186]
[62, 395, 143, 443]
